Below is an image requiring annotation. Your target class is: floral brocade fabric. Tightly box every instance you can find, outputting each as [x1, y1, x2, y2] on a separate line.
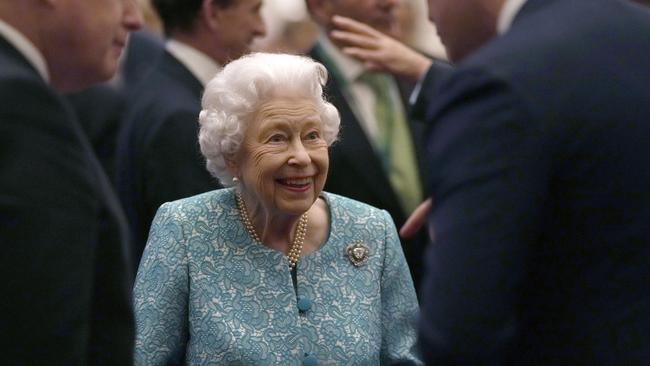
[133, 188, 422, 365]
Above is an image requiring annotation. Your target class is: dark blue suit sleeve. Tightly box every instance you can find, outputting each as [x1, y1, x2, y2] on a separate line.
[419, 69, 552, 364]
[409, 60, 454, 123]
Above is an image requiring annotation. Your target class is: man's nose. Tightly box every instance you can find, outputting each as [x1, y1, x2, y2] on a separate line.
[124, 0, 143, 32]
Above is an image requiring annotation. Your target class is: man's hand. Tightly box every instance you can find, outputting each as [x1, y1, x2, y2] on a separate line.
[399, 198, 432, 239]
[330, 15, 432, 83]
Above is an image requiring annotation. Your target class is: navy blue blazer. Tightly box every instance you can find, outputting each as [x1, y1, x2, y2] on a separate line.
[409, 59, 454, 126]
[418, 0, 650, 364]
[116, 50, 221, 271]
[120, 30, 165, 88]
[66, 84, 126, 182]
[0, 37, 134, 364]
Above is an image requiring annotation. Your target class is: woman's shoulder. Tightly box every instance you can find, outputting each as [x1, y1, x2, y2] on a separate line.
[157, 188, 235, 218]
[322, 192, 387, 214]
[320, 192, 401, 266]
[321, 191, 392, 226]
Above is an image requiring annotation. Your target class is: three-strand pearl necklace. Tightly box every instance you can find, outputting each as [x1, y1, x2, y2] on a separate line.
[235, 191, 308, 269]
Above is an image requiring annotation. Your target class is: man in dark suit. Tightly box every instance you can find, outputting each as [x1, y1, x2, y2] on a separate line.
[305, 0, 431, 288]
[0, 1, 141, 364]
[116, 0, 266, 269]
[416, 0, 650, 364]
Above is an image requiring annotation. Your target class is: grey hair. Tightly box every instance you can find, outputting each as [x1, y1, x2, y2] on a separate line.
[198, 52, 340, 186]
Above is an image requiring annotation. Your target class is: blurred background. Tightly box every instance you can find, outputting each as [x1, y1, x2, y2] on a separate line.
[136, 0, 447, 60]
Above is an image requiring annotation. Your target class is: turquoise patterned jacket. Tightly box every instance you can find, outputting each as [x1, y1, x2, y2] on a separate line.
[134, 188, 422, 365]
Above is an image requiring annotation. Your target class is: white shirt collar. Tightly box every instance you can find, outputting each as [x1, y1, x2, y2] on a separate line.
[0, 19, 49, 82]
[497, 0, 529, 34]
[318, 33, 365, 83]
[166, 39, 221, 86]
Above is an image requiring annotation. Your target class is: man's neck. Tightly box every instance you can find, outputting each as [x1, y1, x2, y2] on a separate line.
[171, 30, 230, 66]
[165, 38, 222, 86]
[317, 33, 365, 83]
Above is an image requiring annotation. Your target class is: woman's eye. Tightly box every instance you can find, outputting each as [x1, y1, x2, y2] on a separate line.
[305, 131, 320, 140]
[268, 134, 285, 143]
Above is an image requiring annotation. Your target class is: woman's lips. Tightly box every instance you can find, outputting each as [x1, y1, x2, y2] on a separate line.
[276, 177, 312, 192]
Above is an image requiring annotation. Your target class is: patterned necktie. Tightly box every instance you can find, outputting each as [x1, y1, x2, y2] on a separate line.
[358, 71, 422, 214]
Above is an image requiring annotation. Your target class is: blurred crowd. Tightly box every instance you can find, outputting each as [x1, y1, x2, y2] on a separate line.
[2, 0, 649, 364]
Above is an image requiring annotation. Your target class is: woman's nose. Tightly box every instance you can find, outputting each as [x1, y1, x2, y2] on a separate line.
[288, 141, 311, 166]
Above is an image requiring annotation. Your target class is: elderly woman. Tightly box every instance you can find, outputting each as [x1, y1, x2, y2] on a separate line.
[133, 53, 421, 365]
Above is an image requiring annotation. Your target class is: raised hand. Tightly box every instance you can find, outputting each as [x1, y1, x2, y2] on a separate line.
[330, 15, 432, 83]
[399, 198, 433, 240]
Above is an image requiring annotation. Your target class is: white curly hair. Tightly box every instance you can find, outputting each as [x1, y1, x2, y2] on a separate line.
[198, 52, 340, 186]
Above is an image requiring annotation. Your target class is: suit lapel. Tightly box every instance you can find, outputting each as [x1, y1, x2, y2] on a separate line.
[159, 50, 204, 100]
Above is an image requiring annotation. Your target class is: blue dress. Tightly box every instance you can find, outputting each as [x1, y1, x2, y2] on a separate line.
[134, 188, 422, 365]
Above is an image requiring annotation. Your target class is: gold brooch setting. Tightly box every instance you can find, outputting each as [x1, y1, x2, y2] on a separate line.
[346, 241, 370, 267]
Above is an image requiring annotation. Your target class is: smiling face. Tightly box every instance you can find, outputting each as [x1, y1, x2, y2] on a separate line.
[230, 98, 329, 217]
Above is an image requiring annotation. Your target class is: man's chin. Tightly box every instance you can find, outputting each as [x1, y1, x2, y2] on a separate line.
[57, 65, 117, 93]
[372, 20, 395, 35]
[227, 48, 253, 63]
[95, 61, 119, 84]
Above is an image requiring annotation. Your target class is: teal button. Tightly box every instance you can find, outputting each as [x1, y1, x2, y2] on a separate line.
[303, 353, 318, 366]
[297, 296, 312, 312]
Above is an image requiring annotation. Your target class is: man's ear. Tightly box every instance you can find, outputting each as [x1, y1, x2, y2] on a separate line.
[200, 0, 222, 31]
[305, 0, 335, 26]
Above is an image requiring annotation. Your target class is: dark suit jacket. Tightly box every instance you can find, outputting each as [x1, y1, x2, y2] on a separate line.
[409, 59, 454, 125]
[120, 30, 165, 88]
[66, 84, 126, 182]
[418, 0, 650, 364]
[0, 37, 134, 365]
[65, 30, 164, 184]
[309, 43, 430, 289]
[116, 50, 220, 270]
